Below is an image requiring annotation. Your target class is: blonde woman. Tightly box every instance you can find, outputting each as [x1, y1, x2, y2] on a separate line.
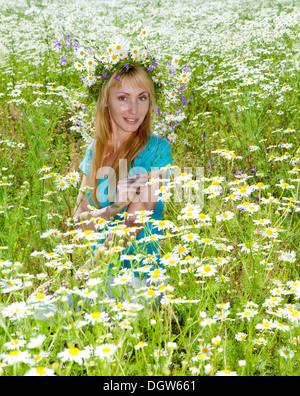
[31, 65, 173, 317]
[73, 65, 173, 284]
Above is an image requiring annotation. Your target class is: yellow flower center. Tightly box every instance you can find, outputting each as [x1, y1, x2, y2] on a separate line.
[9, 351, 19, 356]
[151, 270, 161, 278]
[36, 367, 46, 376]
[68, 347, 80, 356]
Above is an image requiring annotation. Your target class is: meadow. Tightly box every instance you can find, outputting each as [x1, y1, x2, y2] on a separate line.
[0, 0, 299, 376]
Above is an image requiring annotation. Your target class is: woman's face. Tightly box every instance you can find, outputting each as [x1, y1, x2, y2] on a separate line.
[106, 76, 150, 138]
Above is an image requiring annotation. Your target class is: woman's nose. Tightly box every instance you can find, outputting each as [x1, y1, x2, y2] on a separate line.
[128, 100, 138, 114]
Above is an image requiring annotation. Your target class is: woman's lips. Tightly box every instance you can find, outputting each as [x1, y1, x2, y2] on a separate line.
[124, 118, 139, 124]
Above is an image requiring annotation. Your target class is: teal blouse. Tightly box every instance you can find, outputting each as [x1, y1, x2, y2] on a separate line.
[79, 133, 173, 271]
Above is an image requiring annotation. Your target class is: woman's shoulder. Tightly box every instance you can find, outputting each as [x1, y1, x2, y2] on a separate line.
[138, 133, 170, 158]
[80, 140, 95, 156]
[149, 133, 170, 147]
[87, 140, 95, 151]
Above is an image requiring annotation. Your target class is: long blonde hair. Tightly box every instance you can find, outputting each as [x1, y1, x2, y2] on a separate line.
[88, 65, 156, 207]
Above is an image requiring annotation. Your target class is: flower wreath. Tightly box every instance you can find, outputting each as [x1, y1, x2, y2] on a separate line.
[88, 56, 163, 102]
[73, 38, 191, 135]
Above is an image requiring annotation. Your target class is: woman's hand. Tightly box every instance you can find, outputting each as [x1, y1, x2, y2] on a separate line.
[114, 173, 149, 208]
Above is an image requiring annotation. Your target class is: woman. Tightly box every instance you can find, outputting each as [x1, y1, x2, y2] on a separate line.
[73, 64, 173, 280]
[31, 65, 173, 318]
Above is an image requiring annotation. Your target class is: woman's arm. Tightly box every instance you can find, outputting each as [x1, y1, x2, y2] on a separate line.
[94, 169, 168, 256]
[72, 174, 127, 232]
[118, 168, 169, 243]
[73, 173, 147, 232]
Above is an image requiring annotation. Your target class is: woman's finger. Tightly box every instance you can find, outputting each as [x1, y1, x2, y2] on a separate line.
[118, 173, 149, 183]
[118, 177, 149, 187]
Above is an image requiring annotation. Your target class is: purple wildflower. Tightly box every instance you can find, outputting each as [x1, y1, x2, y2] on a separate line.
[54, 41, 63, 51]
[66, 38, 72, 48]
[115, 76, 122, 82]
[123, 63, 133, 71]
[60, 56, 67, 65]
[152, 62, 158, 67]
[181, 96, 187, 106]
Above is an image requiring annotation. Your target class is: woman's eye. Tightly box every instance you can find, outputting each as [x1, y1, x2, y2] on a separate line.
[139, 96, 147, 101]
[118, 96, 127, 101]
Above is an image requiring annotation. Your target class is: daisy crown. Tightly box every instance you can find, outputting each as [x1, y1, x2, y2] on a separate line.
[74, 38, 191, 104]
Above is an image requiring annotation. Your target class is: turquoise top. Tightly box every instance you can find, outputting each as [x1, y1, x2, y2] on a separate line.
[79, 133, 173, 271]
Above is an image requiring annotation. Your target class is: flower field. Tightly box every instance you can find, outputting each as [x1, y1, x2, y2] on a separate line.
[0, 0, 299, 376]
